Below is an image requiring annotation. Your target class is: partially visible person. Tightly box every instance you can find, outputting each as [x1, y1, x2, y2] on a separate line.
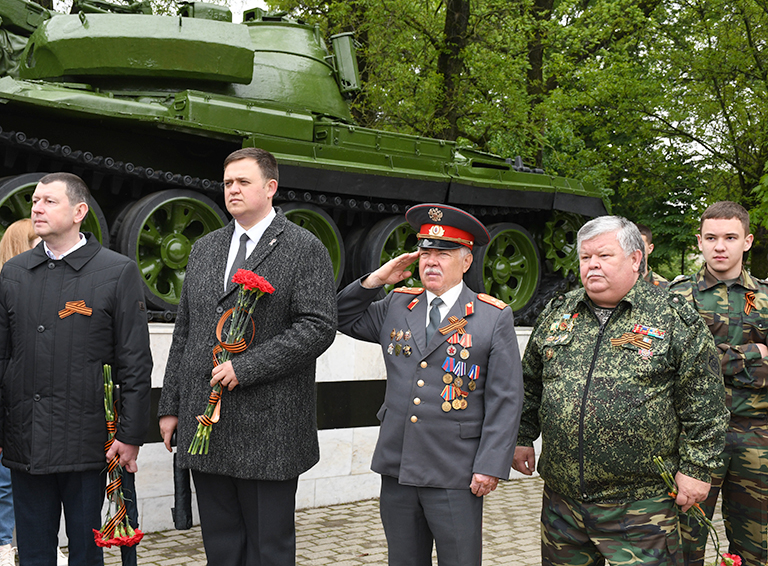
[0, 219, 39, 566]
[513, 215, 728, 566]
[636, 223, 669, 289]
[0, 172, 152, 566]
[669, 201, 768, 566]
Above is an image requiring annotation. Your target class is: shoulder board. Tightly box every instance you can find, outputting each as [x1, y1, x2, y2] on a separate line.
[393, 287, 424, 295]
[478, 293, 508, 309]
[666, 293, 700, 326]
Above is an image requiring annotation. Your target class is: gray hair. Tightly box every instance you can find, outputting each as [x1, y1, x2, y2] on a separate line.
[577, 216, 644, 265]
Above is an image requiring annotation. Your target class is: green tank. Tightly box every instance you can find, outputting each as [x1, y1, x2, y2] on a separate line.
[0, 0, 609, 323]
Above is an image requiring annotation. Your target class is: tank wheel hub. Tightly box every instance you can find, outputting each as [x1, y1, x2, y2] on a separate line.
[160, 232, 192, 270]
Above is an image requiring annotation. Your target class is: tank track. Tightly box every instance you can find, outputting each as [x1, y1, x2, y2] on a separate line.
[0, 124, 560, 323]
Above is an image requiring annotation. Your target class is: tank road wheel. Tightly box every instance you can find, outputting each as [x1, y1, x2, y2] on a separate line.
[358, 215, 420, 293]
[543, 211, 583, 278]
[117, 190, 227, 312]
[0, 173, 109, 245]
[466, 223, 541, 312]
[282, 203, 344, 288]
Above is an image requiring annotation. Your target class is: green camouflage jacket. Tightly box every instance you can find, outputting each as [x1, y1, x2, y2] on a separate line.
[669, 266, 768, 419]
[520, 278, 728, 504]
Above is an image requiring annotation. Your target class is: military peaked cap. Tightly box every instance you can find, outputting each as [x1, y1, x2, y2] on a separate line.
[405, 203, 490, 250]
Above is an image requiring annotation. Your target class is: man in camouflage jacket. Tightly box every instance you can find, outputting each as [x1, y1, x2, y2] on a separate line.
[513, 216, 728, 566]
[669, 201, 768, 566]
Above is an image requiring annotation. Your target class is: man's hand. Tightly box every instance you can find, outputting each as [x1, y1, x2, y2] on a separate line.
[362, 251, 420, 289]
[212, 360, 240, 391]
[106, 440, 140, 473]
[674, 472, 711, 513]
[512, 446, 535, 476]
[159, 415, 178, 453]
[756, 343, 768, 358]
[470, 473, 499, 497]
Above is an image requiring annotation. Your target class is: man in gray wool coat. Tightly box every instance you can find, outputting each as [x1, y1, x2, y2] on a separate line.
[337, 204, 524, 566]
[158, 147, 337, 566]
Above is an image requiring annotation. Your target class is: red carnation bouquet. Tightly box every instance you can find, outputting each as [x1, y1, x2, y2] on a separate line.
[94, 364, 144, 548]
[653, 456, 741, 566]
[188, 269, 275, 455]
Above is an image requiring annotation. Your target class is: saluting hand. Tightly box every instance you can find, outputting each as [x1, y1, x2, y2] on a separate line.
[362, 251, 420, 289]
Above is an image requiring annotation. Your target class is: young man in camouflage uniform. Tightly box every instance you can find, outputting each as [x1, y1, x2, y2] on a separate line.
[513, 216, 728, 566]
[636, 223, 669, 289]
[669, 201, 768, 566]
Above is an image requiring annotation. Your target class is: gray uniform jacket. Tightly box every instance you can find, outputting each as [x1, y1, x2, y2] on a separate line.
[158, 212, 337, 480]
[337, 280, 523, 489]
[0, 234, 152, 474]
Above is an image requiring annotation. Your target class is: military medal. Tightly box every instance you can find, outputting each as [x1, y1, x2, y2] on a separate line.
[396, 330, 404, 342]
[443, 373, 453, 384]
[404, 330, 412, 341]
[467, 365, 479, 391]
[441, 384, 458, 411]
[454, 361, 467, 377]
[403, 345, 412, 357]
[545, 348, 554, 360]
[390, 329, 397, 339]
[468, 381, 476, 391]
[632, 324, 666, 340]
[458, 333, 472, 359]
[395, 344, 402, 356]
[454, 376, 463, 388]
[452, 399, 462, 410]
[442, 357, 455, 372]
[387, 343, 394, 355]
[446, 345, 457, 356]
[460, 349, 470, 360]
[460, 399, 468, 410]
[639, 348, 653, 360]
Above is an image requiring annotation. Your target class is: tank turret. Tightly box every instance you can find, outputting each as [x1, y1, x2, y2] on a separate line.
[0, 0, 609, 323]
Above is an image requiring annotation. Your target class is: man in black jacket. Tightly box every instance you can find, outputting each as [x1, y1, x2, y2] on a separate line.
[0, 172, 152, 566]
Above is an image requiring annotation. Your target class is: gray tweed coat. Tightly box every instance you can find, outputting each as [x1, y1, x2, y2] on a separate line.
[158, 211, 337, 480]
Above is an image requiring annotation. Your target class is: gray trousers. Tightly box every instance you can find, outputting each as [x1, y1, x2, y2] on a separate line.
[380, 474, 483, 566]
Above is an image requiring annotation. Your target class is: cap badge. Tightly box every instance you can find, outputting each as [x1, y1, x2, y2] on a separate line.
[428, 207, 443, 222]
[428, 225, 445, 237]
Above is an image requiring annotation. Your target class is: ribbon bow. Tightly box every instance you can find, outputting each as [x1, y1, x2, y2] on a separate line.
[439, 315, 467, 336]
[58, 300, 93, 319]
[745, 291, 756, 315]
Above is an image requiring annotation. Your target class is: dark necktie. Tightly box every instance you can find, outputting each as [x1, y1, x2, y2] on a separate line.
[425, 297, 444, 343]
[227, 233, 250, 286]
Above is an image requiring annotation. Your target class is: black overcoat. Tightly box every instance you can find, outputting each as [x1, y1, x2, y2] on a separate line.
[0, 235, 152, 474]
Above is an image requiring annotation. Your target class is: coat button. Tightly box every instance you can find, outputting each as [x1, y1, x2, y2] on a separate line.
[33, 394, 41, 401]
[37, 325, 44, 333]
[417, 380, 424, 387]
[410, 415, 418, 423]
[673, 297, 679, 303]
[216, 306, 224, 314]
[420, 361, 427, 368]
[413, 398, 421, 405]
[48, 262, 55, 269]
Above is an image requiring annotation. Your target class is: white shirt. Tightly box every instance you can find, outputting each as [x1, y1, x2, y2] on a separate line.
[223, 208, 276, 290]
[424, 282, 463, 327]
[44, 233, 87, 260]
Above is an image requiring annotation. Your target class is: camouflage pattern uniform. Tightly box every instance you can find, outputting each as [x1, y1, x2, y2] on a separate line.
[645, 270, 670, 290]
[669, 267, 768, 566]
[520, 278, 728, 566]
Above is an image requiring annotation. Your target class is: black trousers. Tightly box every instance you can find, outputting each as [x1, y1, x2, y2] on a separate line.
[12, 469, 105, 566]
[192, 470, 298, 566]
[379, 474, 484, 566]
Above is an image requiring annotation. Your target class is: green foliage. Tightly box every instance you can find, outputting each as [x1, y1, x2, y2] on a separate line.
[265, 0, 768, 275]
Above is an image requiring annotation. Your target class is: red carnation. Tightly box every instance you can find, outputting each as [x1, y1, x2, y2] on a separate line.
[231, 269, 275, 294]
[720, 554, 742, 566]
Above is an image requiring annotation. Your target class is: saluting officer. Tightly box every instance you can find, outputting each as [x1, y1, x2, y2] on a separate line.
[337, 203, 523, 566]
